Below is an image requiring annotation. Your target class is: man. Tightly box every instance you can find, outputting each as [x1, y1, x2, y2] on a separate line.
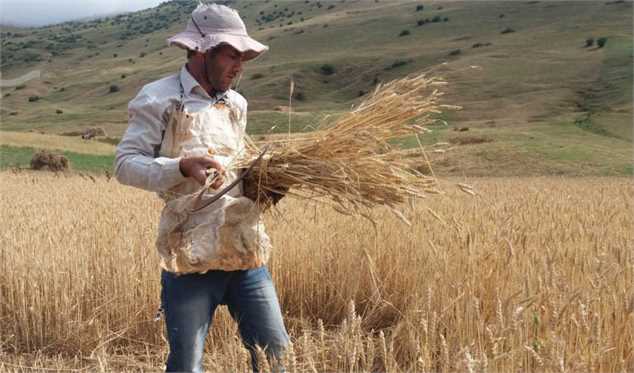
[114, 4, 289, 372]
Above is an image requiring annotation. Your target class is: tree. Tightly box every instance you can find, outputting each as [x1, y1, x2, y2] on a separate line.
[320, 64, 335, 75]
[597, 37, 607, 48]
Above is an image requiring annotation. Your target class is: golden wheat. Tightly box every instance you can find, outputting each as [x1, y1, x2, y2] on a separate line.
[0, 172, 632, 372]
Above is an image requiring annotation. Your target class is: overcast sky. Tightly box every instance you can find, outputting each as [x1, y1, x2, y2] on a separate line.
[1, 0, 166, 27]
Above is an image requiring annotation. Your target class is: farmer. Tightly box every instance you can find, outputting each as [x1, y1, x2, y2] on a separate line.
[114, 4, 289, 372]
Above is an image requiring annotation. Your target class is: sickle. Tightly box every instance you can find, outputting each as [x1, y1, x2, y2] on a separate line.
[188, 146, 270, 213]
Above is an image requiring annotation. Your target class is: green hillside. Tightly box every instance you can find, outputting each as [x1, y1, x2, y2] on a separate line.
[0, 0, 632, 176]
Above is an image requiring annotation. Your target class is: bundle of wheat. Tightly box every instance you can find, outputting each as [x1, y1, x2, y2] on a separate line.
[236, 73, 457, 219]
[30, 150, 69, 172]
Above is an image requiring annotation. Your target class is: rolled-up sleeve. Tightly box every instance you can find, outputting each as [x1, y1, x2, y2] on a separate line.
[114, 90, 186, 192]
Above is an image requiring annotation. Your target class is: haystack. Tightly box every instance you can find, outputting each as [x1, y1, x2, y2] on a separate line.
[30, 150, 69, 171]
[233, 73, 458, 219]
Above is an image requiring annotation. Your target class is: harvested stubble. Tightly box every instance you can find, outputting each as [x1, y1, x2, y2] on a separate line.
[237, 74, 457, 217]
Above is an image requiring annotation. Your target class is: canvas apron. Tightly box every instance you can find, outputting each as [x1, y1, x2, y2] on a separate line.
[155, 80, 271, 274]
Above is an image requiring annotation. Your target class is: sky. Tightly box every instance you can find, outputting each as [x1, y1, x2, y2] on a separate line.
[1, 0, 166, 27]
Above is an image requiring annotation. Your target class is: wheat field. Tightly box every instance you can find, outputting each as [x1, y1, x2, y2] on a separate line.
[0, 172, 632, 372]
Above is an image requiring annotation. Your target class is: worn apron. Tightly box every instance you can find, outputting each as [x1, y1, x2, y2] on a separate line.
[155, 80, 271, 274]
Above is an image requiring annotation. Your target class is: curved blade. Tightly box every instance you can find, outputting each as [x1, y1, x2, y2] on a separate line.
[189, 146, 269, 213]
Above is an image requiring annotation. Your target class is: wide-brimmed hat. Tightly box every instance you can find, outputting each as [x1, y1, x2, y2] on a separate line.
[167, 3, 268, 61]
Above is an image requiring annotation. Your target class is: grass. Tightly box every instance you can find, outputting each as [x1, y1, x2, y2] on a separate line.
[0, 174, 631, 372]
[0, 145, 33, 168]
[0, 145, 114, 172]
[248, 110, 329, 135]
[392, 118, 633, 177]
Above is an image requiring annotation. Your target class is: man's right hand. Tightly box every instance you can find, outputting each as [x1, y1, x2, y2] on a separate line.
[179, 156, 225, 188]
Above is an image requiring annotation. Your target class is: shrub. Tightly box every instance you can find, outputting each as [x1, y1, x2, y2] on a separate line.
[597, 37, 607, 48]
[293, 91, 306, 101]
[15, 84, 26, 90]
[385, 60, 409, 70]
[56, 109, 63, 114]
[501, 27, 515, 34]
[472, 42, 492, 48]
[399, 29, 411, 36]
[121, 74, 126, 79]
[417, 19, 426, 26]
[431, 15, 442, 23]
[113, 53, 118, 58]
[449, 49, 461, 56]
[320, 64, 335, 75]
[109, 85, 120, 93]
[28, 96, 40, 102]
[416, 4, 424, 11]
[327, 4, 335, 9]
[585, 38, 594, 48]
[443, 17, 449, 22]
[251, 73, 264, 80]
[139, 52, 146, 58]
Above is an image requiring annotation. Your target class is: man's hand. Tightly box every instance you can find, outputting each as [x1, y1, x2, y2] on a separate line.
[179, 156, 225, 189]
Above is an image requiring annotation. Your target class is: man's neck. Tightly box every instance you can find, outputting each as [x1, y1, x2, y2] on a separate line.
[185, 62, 218, 97]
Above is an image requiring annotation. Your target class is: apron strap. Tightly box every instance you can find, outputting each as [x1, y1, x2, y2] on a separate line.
[154, 71, 186, 158]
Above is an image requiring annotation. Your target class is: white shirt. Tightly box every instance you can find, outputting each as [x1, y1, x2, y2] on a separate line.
[114, 66, 248, 192]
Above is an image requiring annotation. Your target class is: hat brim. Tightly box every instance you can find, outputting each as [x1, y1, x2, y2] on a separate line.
[167, 32, 268, 61]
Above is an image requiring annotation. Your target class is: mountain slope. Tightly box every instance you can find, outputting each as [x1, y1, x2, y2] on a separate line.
[0, 0, 632, 176]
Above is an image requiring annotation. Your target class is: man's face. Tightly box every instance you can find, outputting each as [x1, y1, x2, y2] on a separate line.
[204, 44, 244, 92]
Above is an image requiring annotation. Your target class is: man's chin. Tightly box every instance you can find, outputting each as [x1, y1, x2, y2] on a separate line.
[215, 83, 230, 92]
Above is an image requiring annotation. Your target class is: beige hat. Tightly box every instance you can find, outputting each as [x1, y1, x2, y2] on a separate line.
[167, 3, 268, 61]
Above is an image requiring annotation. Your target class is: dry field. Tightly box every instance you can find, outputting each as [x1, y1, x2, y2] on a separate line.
[0, 172, 632, 372]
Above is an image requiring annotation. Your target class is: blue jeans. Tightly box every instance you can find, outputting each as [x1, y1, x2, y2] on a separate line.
[160, 266, 289, 373]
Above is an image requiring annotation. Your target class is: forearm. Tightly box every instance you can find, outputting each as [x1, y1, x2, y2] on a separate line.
[114, 153, 185, 192]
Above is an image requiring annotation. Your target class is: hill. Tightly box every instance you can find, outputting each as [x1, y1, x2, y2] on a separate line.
[0, 0, 632, 176]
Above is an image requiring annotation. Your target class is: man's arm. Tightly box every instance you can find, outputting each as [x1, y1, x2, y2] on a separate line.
[114, 90, 186, 192]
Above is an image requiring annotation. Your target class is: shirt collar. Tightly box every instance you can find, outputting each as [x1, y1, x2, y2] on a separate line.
[179, 65, 228, 102]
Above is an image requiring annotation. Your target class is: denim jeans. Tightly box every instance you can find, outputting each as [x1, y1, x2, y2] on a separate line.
[160, 266, 290, 373]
